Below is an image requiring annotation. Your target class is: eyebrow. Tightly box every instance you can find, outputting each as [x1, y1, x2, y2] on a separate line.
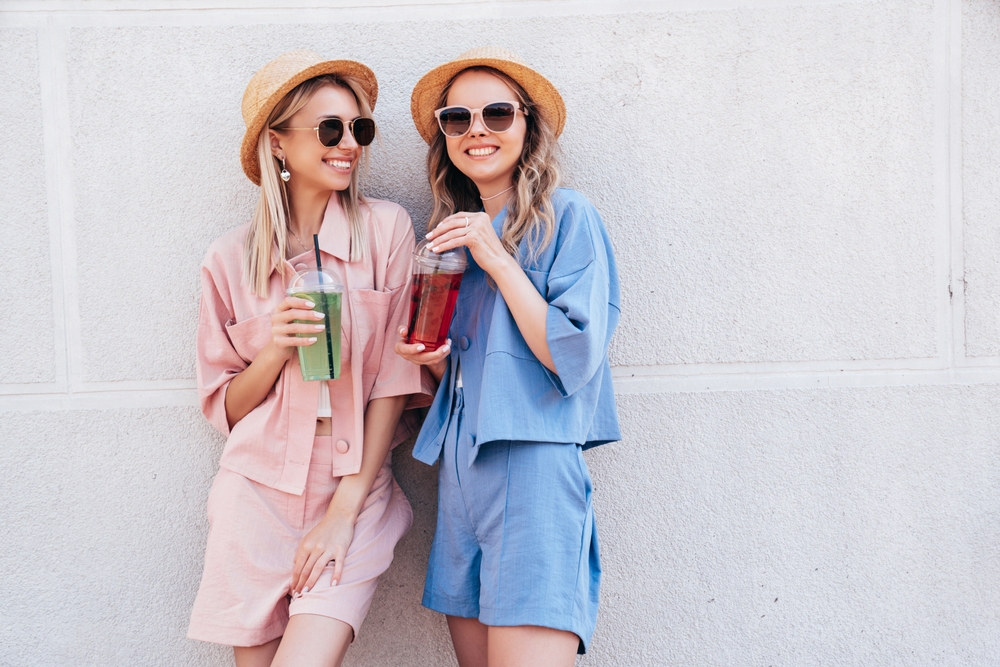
[316, 114, 362, 121]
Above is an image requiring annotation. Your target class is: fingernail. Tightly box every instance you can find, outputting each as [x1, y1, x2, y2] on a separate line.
[307, 337, 317, 343]
[416, 344, 425, 351]
[430, 246, 439, 253]
[303, 586, 310, 594]
[314, 324, 325, 330]
[313, 312, 325, 319]
[446, 338, 452, 344]
[302, 301, 315, 308]
[332, 579, 339, 587]
[441, 345, 450, 353]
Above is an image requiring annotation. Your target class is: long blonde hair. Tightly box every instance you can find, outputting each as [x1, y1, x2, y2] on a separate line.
[244, 75, 374, 298]
[427, 67, 561, 265]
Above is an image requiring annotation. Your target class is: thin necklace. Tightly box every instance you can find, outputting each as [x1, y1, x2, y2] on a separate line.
[480, 185, 515, 202]
[289, 227, 310, 253]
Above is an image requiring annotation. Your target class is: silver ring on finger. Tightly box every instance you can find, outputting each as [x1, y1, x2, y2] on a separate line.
[464, 216, 470, 228]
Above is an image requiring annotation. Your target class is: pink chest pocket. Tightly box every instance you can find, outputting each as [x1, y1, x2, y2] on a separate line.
[225, 313, 273, 364]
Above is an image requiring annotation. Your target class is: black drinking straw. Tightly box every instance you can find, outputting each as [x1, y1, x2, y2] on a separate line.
[313, 234, 336, 378]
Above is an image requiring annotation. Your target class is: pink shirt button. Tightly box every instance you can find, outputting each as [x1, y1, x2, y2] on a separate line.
[336, 439, 350, 454]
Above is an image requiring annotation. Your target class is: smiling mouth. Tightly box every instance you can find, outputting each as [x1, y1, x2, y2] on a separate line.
[467, 147, 498, 157]
[324, 158, 352, 170]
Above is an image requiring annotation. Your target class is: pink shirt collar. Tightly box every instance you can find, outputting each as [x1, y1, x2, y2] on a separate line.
[273, 193, 354, 271]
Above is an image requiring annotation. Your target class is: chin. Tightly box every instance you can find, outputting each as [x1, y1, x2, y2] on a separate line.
[324, 176, 354, 192]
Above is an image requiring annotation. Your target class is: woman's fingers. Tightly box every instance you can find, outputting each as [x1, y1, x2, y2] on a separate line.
[274, 308, 324, 325]
[330, 549, 345, 587]
[303, 552, 332, 592]
[272, 297, 327, 349]
[276, 296, 317, 312]
[294, 548, 324, 593]
[394, 339, 451, 364]
[427, 212, 488, 238]
[275, 321, 326, 336]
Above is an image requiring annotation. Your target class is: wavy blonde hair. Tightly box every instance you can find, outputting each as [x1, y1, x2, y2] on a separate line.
[427, 67, 561, 265]
[244, 75, 374, 298]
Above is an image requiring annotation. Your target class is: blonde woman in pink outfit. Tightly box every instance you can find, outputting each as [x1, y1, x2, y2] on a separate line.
[187, 51, 430, 667]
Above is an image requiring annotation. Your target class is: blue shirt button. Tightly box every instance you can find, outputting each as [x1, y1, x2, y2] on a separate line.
[460, 336, 470, 351]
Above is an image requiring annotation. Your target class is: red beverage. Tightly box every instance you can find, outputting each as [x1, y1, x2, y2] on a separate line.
[407, 271, 463, 350]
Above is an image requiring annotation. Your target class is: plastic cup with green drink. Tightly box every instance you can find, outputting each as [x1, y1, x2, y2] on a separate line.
[287, 269, 342, 381]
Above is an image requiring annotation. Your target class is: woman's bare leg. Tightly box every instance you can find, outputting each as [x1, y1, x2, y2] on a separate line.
[447, 615, 489, 667]
[233, 638, 280, 667]
[269, 614, 353, 667]
[488, 626, 579, 667]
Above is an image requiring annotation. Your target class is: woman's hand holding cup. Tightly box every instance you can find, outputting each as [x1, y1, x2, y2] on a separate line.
[394, 326, 450, 382]
[269, 296, 325, 359]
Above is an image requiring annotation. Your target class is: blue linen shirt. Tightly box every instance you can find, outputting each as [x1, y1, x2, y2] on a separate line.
[413, 188, 621, 465]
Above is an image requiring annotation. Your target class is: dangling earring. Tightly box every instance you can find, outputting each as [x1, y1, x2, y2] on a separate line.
[279, 157, 291, 182]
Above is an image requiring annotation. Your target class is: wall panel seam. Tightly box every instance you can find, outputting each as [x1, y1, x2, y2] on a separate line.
[950, 0, 967, 366]
[41, 17, 86, 391]
[7, 366, 1000, 412]
[36, 19, 70, 392]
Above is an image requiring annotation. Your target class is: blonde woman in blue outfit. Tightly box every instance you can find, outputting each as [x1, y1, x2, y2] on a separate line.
[395, 47, 620, 666]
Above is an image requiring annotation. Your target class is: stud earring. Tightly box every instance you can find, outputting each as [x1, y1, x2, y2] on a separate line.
[280, 158, 291, 182]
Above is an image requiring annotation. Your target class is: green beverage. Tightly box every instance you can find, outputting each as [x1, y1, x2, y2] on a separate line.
[287, 270, 342, 381]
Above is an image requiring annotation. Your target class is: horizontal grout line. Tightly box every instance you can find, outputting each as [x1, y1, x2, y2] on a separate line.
[0, 388, 199, 412]
[77, 378, 199, 392]
[613, 367, 1000, 394]
[612, 357, 946, 378]
[0, 378, 197, 395]
[7, 366, 1000, 411]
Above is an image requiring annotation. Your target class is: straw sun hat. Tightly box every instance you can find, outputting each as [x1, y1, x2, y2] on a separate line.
[410, 46, 566, 145]
[240, 50, 378, 185]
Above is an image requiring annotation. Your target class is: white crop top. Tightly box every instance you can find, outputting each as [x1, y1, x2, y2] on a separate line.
[317, 381, 332, 418]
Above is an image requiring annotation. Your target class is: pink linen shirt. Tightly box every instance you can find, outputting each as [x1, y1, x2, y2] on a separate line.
[197, 196, 431, 495]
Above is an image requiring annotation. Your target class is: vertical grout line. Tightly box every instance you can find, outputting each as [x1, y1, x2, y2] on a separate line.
[43, 16, 86, 391]
[36, 18, 69, 393]
[949, 0, 965, 367]
[933, 0, 956, 370]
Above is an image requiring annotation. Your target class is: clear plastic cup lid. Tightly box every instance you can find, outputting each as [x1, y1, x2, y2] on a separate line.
[287, 269, 342, 294]
[413, 238, 468, 271]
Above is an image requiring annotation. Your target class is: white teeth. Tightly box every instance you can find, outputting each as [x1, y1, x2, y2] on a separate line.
[326, 159, 352, 169]
[468, 147, 497, 157]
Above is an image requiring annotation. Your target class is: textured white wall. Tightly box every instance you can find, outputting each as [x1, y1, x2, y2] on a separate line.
[1, 1, 999, 665]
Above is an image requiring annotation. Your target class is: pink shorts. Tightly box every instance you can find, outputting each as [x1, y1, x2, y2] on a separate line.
[187, 436, 413, 647]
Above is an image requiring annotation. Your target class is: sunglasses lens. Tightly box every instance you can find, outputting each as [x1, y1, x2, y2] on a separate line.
[438, 107, 472, 137]
[317, 119, 344, 147]
[482, 102, 517, 132]
[352, 118, 376, 146]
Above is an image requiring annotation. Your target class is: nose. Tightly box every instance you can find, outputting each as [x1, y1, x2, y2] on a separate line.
[468, 109, 490, 136]
[339, 122, 360, 149]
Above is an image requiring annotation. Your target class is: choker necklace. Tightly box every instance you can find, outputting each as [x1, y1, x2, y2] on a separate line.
[480, 185, 515, 202]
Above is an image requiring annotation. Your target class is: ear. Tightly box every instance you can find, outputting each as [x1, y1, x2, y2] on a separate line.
[269, 129, 285, 161]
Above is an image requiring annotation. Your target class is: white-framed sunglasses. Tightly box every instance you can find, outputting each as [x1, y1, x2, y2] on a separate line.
[433, 101, 528, 137]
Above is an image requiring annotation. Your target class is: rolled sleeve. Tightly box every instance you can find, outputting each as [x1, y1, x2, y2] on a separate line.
[545, 259, 613, 397]
[541, 200, 617, 397]
[196, 265, 242, 437]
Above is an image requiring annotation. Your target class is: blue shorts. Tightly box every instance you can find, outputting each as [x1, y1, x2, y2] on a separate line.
[422, 388, 601, 654]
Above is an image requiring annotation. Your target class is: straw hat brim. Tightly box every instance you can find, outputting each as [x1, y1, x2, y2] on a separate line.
[410, 56, 566, 144]
[241, 59, 378, 185]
